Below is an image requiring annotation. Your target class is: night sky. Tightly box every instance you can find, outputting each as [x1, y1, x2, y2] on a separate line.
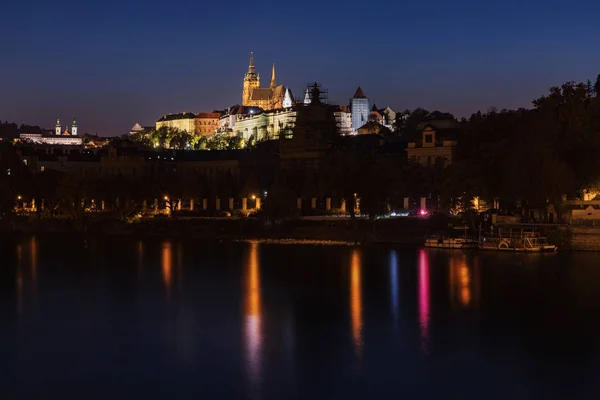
[2, 0, 600, 136]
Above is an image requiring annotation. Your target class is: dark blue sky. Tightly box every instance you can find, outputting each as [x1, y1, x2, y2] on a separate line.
[2, 0, 600, 135]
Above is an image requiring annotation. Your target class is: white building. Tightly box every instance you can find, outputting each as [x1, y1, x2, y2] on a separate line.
[19, 117, 82, 145]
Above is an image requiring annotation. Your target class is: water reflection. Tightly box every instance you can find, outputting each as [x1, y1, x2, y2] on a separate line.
[350, 249, 363, 359]
[389, 250, 399, 326]
[449, 253, 480, 309]
[137, 241, 143, 277]
[176, 242, 183, 294]
[16, 244, 23, 318]
[418, 250, 430, 354]
[244, 242, 262, 391]
[161, 241, 173, 296]
[30, 236, 37, 294]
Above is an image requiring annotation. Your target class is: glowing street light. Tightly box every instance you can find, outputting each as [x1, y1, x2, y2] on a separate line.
[251, 194, 256, 200]
[17, 195, 22, 200]
[164, 195, 169, 201]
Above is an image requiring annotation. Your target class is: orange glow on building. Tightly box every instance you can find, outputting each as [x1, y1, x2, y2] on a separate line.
[162, 241, 173, 294]
[244, 242, 262, 386]
[350, 249, 363, 358]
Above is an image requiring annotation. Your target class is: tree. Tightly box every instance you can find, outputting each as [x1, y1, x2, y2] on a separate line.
[262, 172, 299, 225]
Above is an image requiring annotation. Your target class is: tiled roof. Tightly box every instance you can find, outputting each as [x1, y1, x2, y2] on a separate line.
[353, 87, 366, 98]
[251, 88, 273, 101]
[196, 112, 222, 119]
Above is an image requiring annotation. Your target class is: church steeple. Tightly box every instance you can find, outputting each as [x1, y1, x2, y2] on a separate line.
[71, 116, 78, 136]
[55, 117, 61, 136]
[248, 52, 255, 75]
[243, 52, 260, 106]
[270, 63, 276, 88]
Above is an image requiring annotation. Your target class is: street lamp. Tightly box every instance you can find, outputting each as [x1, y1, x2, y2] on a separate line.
[164, 195, 169, 201]
[251, 194, 256, 200]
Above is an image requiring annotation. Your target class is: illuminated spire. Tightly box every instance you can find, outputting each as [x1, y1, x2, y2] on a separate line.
[248, 52, 255, 74]
[270, 63, 276, 88]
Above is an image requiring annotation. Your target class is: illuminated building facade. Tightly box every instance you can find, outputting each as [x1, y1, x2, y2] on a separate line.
[19, 117, 82, 145]
[233, 108, 297, 142]
[351, 87, 370, 134]
[156, 112, 196, 133]
[194, 112, 222, 136]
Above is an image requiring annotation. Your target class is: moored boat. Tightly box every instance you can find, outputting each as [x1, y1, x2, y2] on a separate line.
[479, 228, 557, 252]
[424, 235, 479, 249]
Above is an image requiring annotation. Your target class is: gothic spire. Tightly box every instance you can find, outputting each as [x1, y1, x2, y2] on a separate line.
[270, 63, 276, 88]
[248, 52, 255, 74]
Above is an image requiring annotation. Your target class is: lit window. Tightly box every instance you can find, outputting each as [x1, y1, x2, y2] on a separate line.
[41, 166, 45, 172]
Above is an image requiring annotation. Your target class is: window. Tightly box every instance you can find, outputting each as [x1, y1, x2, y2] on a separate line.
[424, 134, 433, 144]
[41, 166, 45, 172]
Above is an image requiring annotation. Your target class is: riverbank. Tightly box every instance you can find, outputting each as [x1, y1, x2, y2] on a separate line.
[6, 216, 600, 250]
[1, 216, 429, 245]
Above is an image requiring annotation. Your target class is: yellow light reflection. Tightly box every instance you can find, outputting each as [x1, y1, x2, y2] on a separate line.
[244, 242, 262, 387]
[162, 241, 173, 295]
[350, 249, 363, 359]
[449, 254, 472, 308]
[459, 265, 471, 306]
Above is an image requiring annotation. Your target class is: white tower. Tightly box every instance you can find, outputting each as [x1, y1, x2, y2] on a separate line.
[55, 117, 61, 136]
[283, 88, 293, 108]
[71, 117, 78, 136]
[303, 88, 311, 105]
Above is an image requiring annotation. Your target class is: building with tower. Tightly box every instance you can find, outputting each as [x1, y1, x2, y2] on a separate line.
[350, 87, 370, 134]
[20, 117, 82, 145]
[242, 53, 287, 110]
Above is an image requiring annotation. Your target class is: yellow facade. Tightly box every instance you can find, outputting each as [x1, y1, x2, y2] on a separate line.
[156, 112, 196, 133]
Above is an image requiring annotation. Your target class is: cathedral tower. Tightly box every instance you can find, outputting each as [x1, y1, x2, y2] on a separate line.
[71, 117, 78, 136]
[55, 117, 61, 136]
[242, 53, 260, 106]
[270, 63, 276, 89]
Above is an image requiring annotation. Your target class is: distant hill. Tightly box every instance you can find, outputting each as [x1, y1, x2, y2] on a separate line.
[0, 121, 43, 139]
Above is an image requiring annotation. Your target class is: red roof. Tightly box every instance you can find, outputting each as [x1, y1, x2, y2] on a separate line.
[353, 87, 366, 98]
[196, 112, 222, 119]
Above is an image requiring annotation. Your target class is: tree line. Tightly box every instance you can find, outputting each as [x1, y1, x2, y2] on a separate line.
[3, 74, 600, 226]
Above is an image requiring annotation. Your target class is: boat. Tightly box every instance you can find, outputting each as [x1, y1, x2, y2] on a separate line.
[478, 227, 557, 252]
[424, 235, 478, 249]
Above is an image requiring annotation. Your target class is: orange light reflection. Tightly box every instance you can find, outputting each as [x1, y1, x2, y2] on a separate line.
[350, 249, 363, 359]
[162, 241, 173, 295]
[244, 242, 262, 387]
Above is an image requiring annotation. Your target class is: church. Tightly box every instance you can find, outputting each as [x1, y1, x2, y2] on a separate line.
[242, 53, 288, 110]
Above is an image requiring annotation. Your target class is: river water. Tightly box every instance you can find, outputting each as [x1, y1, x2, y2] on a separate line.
[1, 237, 600, 399]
